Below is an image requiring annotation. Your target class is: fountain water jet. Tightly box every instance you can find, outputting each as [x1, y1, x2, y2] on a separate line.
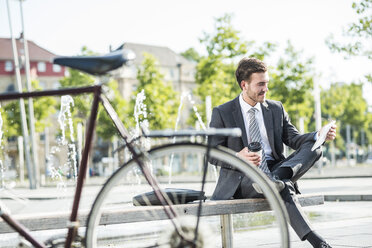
[167, 92, 218, 184]
[58, 95, 78, 180]
[168, 92, 212, 184]
[130, 90, 151, 184]
[47, 95, 77, 188]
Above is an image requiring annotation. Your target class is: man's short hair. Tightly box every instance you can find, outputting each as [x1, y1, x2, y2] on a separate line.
[235, 57, 267, 89]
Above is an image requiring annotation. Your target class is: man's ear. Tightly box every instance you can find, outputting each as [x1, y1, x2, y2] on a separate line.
[240, 80, 246, 89]
[241, 80, 248, 89]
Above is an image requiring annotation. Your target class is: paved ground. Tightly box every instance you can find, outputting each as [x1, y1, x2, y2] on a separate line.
[303, 163, 372, 179]
[240, 201, 372, 247]
[1, 164, 372, 247]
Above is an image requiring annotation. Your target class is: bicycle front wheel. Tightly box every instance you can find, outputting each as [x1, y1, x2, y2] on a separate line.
[85, 142, 289, 248]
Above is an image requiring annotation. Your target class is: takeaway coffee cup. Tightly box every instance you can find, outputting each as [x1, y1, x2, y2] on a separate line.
[248, 142, 262, 158]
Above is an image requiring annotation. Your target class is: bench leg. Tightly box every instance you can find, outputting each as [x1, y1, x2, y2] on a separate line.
[220, 214, 233, 248]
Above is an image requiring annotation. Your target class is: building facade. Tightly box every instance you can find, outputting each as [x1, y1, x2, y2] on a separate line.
[113, 42, 196, 101]
[0, 36, 66, 92]
[0, 36, 67, 184]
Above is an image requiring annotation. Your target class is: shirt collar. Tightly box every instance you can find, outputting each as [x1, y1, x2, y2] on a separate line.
[239, 93, 262, 114]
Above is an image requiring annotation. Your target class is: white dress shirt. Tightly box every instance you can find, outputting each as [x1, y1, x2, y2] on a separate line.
[239, 94, 274, 160]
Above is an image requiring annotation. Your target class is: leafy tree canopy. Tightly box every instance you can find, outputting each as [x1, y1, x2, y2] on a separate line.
[321, 82, 371, 148]
[325, 0, 372, 146]
[268, 41, 315, 131]
[326, 0, 372, 60]
[190, 13, 249, 126]
[326, 0, 372, 85]
[129, 53, 179, 130]
[181, 48, 201, 62]
[96, 80, 129, 140]
[200, 14, 248, 60]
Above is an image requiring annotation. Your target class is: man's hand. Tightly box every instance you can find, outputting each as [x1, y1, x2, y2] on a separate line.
[319, 123, 337, 142]
[236, 147, 261, 166]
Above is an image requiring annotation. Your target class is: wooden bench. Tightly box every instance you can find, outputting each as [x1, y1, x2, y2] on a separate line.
[0, 194, 324, 247]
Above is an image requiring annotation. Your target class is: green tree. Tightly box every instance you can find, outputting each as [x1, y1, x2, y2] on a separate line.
[321, 82, 371, 149]
[80, 46, 99, 56]
[200, 14, 248, 59]
[3, 80, 57, 138]
[96, 80, 129, 140]
[325, 0, 372, 153]
[365, 112, 372, 145]
[181, 48, 201, 62]
[326, 0, 372, 83]
[249, 42, 277, 61]
[129, 53, 178, 130]
[327, 0, 372, 59]
[268, 42, 316, 132]
[191, 14, 248, 126]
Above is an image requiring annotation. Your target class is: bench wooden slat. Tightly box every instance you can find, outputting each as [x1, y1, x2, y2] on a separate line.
[0, 194, 323, 233]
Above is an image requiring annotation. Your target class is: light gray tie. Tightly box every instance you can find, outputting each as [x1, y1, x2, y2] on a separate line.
[248, 108, 272, 177]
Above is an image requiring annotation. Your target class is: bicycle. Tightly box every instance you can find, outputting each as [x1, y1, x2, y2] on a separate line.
[0, 48, 290, 248]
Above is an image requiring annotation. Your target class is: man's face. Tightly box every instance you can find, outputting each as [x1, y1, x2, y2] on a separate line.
[241, 72, 269, 106]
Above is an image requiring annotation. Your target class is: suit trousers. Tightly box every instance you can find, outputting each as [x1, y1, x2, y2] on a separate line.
[232, 140, 322, 240]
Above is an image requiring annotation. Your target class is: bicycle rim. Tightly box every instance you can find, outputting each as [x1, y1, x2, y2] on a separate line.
[85, 143, 290, 248]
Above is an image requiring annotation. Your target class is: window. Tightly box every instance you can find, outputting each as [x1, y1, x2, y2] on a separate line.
[37, 62, 46, 72]
[53, 64, 61, 72]
[6, 84, 15, 92]
[5, 61, 13, 72]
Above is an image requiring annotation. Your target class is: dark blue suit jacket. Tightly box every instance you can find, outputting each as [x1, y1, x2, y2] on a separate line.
[210, 96, 316, 199]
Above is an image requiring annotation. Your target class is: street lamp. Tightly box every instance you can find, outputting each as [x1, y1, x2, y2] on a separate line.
[6, 0, 34, 189]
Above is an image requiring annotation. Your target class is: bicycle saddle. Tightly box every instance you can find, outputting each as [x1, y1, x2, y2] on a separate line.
[53, 49, 135, 75]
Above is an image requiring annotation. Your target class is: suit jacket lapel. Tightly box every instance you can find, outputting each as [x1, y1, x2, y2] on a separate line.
[232, 96, 248, 147]
[261, 101, 275, 154]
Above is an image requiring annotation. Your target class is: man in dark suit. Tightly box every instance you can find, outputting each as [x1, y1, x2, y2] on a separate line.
[210, 57, 336, 248]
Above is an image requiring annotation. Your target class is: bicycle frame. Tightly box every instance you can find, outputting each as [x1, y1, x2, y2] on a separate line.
[0, 84, 179, 248]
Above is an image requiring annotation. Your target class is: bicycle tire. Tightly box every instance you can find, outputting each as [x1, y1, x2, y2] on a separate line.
[85, 142, 290, 248]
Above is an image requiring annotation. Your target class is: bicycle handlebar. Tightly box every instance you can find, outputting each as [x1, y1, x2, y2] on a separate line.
[144, 128, 242, 138]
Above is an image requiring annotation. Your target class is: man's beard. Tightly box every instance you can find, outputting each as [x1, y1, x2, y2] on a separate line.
[250, 92, 265, 103]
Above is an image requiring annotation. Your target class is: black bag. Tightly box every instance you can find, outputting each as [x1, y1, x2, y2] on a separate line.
[133, 188, 206, 206]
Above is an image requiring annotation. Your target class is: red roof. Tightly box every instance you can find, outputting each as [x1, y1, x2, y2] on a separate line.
[0, 37, 57, 62]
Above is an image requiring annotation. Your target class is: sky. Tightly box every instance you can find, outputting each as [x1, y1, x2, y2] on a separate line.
[1, 0, 371, 103]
